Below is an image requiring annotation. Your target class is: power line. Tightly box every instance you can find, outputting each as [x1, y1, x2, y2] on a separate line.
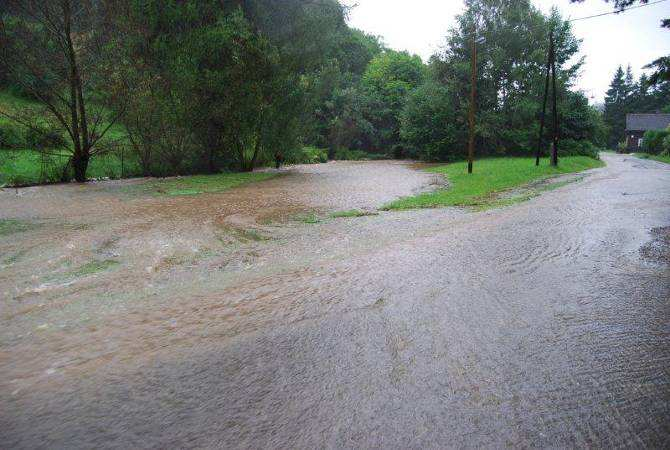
[568, 0, 669, 23]
[469, 0, 668, 44]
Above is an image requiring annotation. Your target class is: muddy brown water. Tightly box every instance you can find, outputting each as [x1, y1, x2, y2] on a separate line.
[1, 155, 669, 448]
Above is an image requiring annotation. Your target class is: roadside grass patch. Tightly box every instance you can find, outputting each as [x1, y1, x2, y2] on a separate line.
[41, 258, 120, 285]
[135, 172, 279, 197]
[330, 209, 379, 218]
[1, 249, 28, 267]
[635, 153, 670, 164]
[297, 213, 321, 224]
[1, 90, 141, 186]
[384, 156, 604, 210]
[69, 259, 119, 277]
[0, 219, 39, 236]
[480, 175, 586, 211]
[0, 147, 142, 186]
[217, 226, 270, 244]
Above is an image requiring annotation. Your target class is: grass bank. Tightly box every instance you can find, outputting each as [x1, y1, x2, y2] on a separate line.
[634, 153, 670, 165]
[385, 156, 604, 210]
[0, 148, 141, 186]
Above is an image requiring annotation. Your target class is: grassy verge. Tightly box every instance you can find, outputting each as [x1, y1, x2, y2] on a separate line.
[69, 259, 120, 277]
[635, 153, 670, 164]
[0, 218, 39, 237]
[1, 89, 139, 186]
[330, 209, 379, 218]
[385, 156, 604, 210]
[134, 171, 279, 196]
[0, 148, 141, 186]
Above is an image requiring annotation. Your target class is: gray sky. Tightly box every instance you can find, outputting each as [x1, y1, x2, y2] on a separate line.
[344, 0, 670, 103]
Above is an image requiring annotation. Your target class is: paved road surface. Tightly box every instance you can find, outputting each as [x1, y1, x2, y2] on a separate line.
[1, 154, 669, 448]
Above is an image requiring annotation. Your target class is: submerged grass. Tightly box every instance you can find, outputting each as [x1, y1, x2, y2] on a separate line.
[635, 153, 670, 164]
[0, 148, 141, 186]
[385, 156, 604, 210]
[69, 259, 119, 278]
[298, 213, 321, 224]
[0, 219, 39, 236]
[136, 172, 279, 196]
[217, 226, 269, 244]
[330, 209, 379, 218]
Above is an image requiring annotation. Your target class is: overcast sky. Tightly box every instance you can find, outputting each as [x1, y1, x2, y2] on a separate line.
[343, 0, 670, 103]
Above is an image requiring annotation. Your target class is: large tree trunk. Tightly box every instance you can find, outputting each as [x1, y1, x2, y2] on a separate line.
[72, 150, 89, 182]
[63, 0, 89, 182]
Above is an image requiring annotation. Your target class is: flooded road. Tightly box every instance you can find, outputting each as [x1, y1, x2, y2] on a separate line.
[1, 154, 669, 448]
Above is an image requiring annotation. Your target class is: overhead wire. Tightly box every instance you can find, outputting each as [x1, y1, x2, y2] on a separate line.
[568, 0, 669, 23]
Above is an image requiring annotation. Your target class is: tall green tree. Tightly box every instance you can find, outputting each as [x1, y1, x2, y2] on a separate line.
[603, 65, 629, 147]
[422, 0, 583, 157]
[362, 50, 425, 154]
[0, 0, 125, 181]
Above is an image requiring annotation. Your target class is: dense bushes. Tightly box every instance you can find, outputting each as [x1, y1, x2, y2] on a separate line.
[559, 139, 601, 159]
[641, 129, 670, 154]
[284, 146, 328, 165]
[400, 82, 461, 161]
[333, 148, 387, 160]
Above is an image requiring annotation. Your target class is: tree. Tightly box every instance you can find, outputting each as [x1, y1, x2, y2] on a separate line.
[0, 0, 125, 182]
[604, 65, 629, 146]
[112, 0, 358, 174]
[400, 82, 461, 161]
[560, 90, 608, 152]
[362, 50, 425, 154]
[428, 0, 582, 157]
[603, 64, 670, 146]
[300, 28, 384, 155]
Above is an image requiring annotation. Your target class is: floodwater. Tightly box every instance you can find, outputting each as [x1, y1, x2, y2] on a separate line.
[1, 154, 668, 448]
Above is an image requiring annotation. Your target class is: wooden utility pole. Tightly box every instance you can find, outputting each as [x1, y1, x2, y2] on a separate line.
[550, 31, 559, 167]
[467, 25, 477, 174]
[536, 31, 552, 166]
[535, 30, 559, 167]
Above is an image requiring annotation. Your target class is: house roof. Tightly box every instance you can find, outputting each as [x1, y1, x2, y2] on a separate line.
[626, 114, 670, 131]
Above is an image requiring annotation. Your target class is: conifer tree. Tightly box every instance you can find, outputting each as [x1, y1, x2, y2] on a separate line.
[604, 66, 628, 147]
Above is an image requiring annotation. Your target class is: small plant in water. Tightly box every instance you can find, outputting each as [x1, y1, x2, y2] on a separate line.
[330, 209, 379, 219]
[299, 213, 321, 224]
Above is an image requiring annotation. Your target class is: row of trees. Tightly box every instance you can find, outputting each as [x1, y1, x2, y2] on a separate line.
[603, 65, 670, 147]
[0, 0, 611, 182]
[401, 0, 606, 161]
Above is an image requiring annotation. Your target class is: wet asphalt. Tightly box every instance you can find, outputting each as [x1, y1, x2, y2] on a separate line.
[1, 154, 669, 448]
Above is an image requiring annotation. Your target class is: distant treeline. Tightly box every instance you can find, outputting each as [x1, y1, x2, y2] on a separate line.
[0, 0, 616, 182]
[603, 65, 670, 148]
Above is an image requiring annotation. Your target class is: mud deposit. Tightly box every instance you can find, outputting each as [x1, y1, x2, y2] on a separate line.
[1, 155, 669, 448]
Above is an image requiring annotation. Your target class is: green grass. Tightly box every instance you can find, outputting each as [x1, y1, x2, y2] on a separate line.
[296, 213, 321, 224]
[136, 171, 279, 196]
[0, 218, 39, 236]
[217, 226, 269, 244]
[330, 209, 379, 218]
[385, 156, 604, 210]
[69, 259, 119, 277]
[1, 89, 139, 186]
[635, 153, 670, 164]
[0, 90, 35, 112]
[285, 146, 328, 165]
[0, 148, 141, 186]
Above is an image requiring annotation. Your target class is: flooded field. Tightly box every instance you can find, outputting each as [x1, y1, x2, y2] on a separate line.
[1, 154, 669, 448]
